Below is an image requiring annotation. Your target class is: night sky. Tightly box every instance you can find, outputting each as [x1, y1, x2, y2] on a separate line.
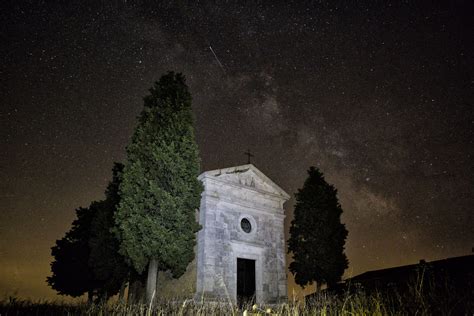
[1, 1, 473, 300]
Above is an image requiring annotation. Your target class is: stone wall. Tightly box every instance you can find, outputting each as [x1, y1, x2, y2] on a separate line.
[156, 259, 196, 299]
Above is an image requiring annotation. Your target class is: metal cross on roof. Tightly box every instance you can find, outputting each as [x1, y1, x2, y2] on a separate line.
[244, 149, 254, 164]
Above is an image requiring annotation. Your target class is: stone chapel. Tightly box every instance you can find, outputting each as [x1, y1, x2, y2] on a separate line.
[195, 164, 290, 304]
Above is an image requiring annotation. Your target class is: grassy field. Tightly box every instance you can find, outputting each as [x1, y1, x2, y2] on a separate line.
[1, 287, 472, 316]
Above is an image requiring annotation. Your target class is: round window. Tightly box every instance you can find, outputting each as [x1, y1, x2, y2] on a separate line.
[240, 218, 252, 233]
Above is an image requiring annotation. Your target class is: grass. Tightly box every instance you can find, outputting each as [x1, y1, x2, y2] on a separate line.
[1, 289, 472, 316]
[1, 274, 472, 316]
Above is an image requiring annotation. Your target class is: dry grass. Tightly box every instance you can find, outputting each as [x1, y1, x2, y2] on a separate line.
[1, 276, 472, 316]
[0, 290, 472, 316]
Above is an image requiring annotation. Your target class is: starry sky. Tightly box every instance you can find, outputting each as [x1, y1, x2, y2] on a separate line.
[1, 1, 473, 300]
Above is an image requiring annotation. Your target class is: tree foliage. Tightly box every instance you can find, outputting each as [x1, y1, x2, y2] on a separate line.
[88, 163, 130, 299]
[48, 163, 131, 300]
[114, 72, 203, 278]
[47, 206, 99, 298]
[288, 167, 349, 289]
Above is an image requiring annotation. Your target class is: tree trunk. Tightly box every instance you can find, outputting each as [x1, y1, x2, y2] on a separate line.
[87, 290, 94, 304]
[118, 280, 127, 303]
[316, 283, 322, 292]
[146, 258, 158, 305]
[127, 281, 135, 303]
[128, 280, 140, 304]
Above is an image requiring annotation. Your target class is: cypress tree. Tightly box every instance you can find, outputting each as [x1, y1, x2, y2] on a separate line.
[288, 167, 349, 289]
[47, 206, 100, 301]
[48, 163, 132, 302]
[88, 163, 130, 301]
[114, 72, 203, 303]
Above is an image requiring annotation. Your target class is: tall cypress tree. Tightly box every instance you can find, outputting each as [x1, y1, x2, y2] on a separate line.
[288, 167, 348, 289]
[114, 72, 203, 303]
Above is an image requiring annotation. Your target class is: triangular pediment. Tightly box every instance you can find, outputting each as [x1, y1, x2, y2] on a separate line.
[198, 164, 290, 200]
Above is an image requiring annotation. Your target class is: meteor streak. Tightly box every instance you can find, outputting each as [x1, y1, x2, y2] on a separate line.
[209, 45, 225, 72]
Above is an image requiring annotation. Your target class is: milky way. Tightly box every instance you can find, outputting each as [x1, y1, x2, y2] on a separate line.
[1, 2, 473, 299]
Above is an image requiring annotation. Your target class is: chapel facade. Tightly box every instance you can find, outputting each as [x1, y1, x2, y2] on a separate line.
[195, 164, 290, 304]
